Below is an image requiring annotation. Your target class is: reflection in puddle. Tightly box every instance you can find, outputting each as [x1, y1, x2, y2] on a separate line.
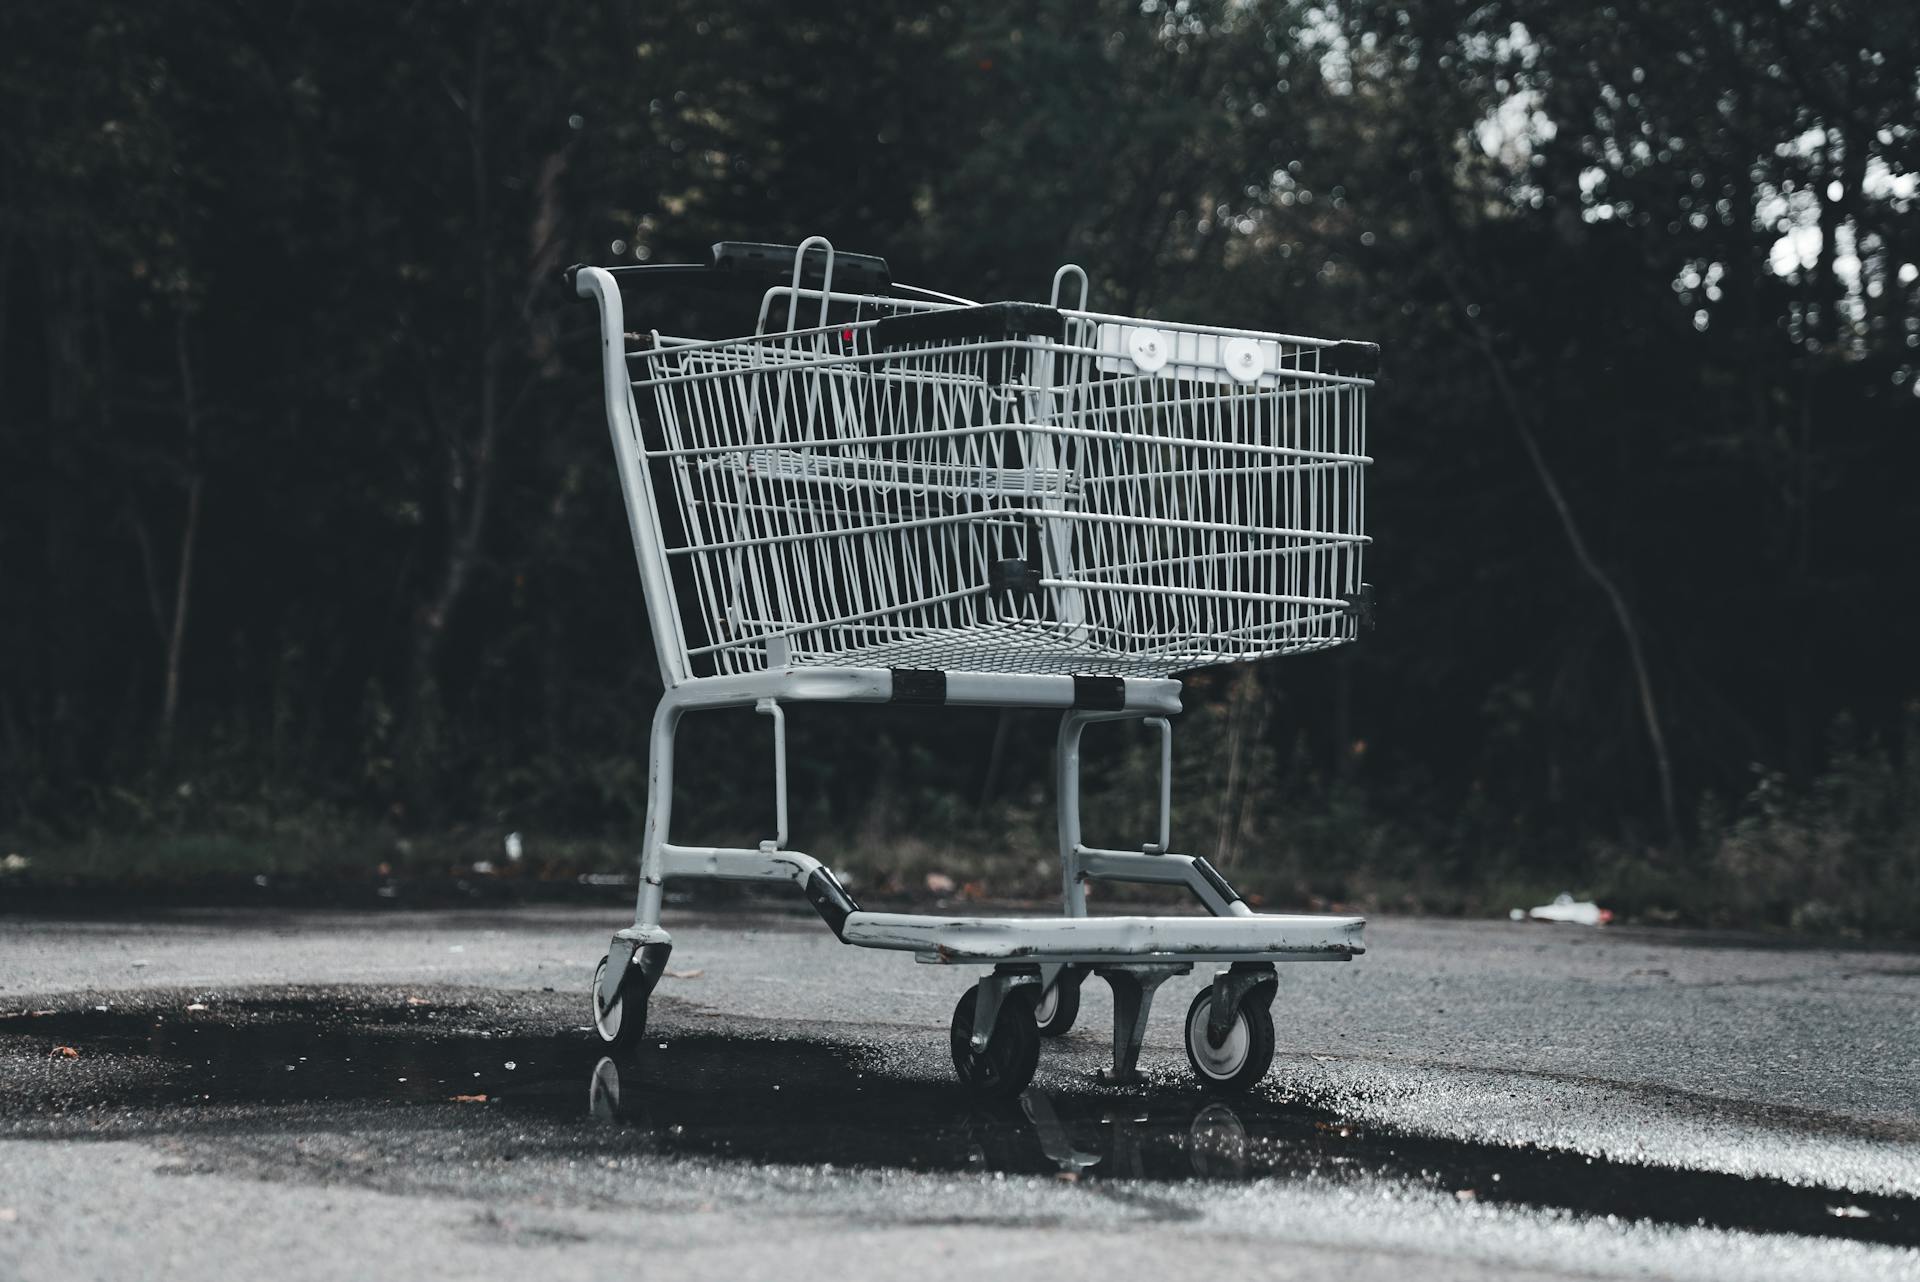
[2, 996, 1916, 1248]
[587, 1053, 1253, 1182]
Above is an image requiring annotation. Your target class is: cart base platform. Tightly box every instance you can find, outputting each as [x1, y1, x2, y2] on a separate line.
[840, 910, 1364, 964]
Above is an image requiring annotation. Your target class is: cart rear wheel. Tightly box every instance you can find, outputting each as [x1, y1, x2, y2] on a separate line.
[591, 955, 648, 1052]
[1033, 969, 1083, 1038]
[950, 987, 1040, 1100]
[1183, 986, 1274, 1093]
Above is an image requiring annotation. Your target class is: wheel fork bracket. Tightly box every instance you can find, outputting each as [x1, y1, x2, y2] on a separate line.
[600, 933, 673, 1010]
[1095, 963, 1189, 1083]
[1208, 962, 1278, 1047]
[969, 964, 1041, 1052]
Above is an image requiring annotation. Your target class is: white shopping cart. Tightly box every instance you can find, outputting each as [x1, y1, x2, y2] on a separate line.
[569, 238, 1378, 1097]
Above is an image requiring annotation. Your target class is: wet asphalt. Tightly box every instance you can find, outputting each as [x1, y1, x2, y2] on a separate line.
[0, 905, 1916, 1280]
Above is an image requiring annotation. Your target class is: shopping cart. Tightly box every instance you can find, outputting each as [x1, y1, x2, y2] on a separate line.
[568, 238, 1377, 1097]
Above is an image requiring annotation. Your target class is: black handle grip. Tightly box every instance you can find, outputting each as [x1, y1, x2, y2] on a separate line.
[1322, 340, 1380, 375]
[565, 243, 892, 297]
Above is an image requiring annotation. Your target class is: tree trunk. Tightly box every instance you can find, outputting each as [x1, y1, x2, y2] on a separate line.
[1333, 652, 1354, 780]
[159, 312, 203, 759]
[400, 25, 500, 809]
[0, 230, 10, 408]
[978, 708, 1012, 808]
[1466, 319, 1681, 848]
[1213, 667, 1259, 867]
[1811, 125, 1838, 346]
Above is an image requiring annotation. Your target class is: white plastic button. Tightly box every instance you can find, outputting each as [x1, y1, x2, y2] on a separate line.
[1127, 326, 1170, 373]
[1222, 337, 1264, 383]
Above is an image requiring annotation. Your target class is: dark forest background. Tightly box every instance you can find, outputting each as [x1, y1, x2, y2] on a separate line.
[3, 1, 1917, 932]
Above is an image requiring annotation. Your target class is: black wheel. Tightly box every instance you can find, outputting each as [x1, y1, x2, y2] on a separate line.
[1033, 969, 1083, 1038]
[950, 986, 1041, 1100]
[591, 955, 648, 1052]
[1183, 986, 1275, 1093]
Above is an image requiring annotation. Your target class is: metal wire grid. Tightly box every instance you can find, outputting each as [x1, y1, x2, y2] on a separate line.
[626, 310, 1370, 678]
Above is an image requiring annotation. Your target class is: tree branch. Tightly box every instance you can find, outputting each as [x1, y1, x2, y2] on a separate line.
[1444, 278, 1681, 847]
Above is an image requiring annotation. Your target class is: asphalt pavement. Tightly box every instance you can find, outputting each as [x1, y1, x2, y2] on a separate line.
[1, 904, 1916, 1280]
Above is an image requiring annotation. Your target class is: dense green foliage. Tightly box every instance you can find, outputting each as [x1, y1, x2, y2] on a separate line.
[3, 1, 1916, 928]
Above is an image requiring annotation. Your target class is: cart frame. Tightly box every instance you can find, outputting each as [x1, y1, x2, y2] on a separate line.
[570, 238, 1374, 1093]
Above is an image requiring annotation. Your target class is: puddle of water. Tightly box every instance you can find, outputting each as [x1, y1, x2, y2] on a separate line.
[2, 997, 1915, 1248]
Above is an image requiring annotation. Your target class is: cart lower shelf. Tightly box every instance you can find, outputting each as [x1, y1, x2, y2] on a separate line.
[839, 909, 1365, 964]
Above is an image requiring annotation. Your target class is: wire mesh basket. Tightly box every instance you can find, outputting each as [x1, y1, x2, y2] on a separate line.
[621, 259, 1375, 680]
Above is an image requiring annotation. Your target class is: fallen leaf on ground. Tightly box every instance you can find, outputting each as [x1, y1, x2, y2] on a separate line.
[450, 1094, 489, 1103]
[185, 1003, 208, 1012]
[51, 1046, 78, 1059]
[405, 996, 431, 1006]
[665, 969, 704, 980]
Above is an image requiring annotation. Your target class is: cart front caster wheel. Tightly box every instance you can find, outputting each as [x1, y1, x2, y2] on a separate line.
[950, 987, 1040, 1100]
[1033, 969, 1083, 1038]
[591, 955, 648, 1052]
[1183, 986, 1275, 1093]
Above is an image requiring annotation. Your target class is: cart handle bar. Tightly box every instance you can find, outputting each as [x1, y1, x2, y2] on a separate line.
[562, 241, 891, 299]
